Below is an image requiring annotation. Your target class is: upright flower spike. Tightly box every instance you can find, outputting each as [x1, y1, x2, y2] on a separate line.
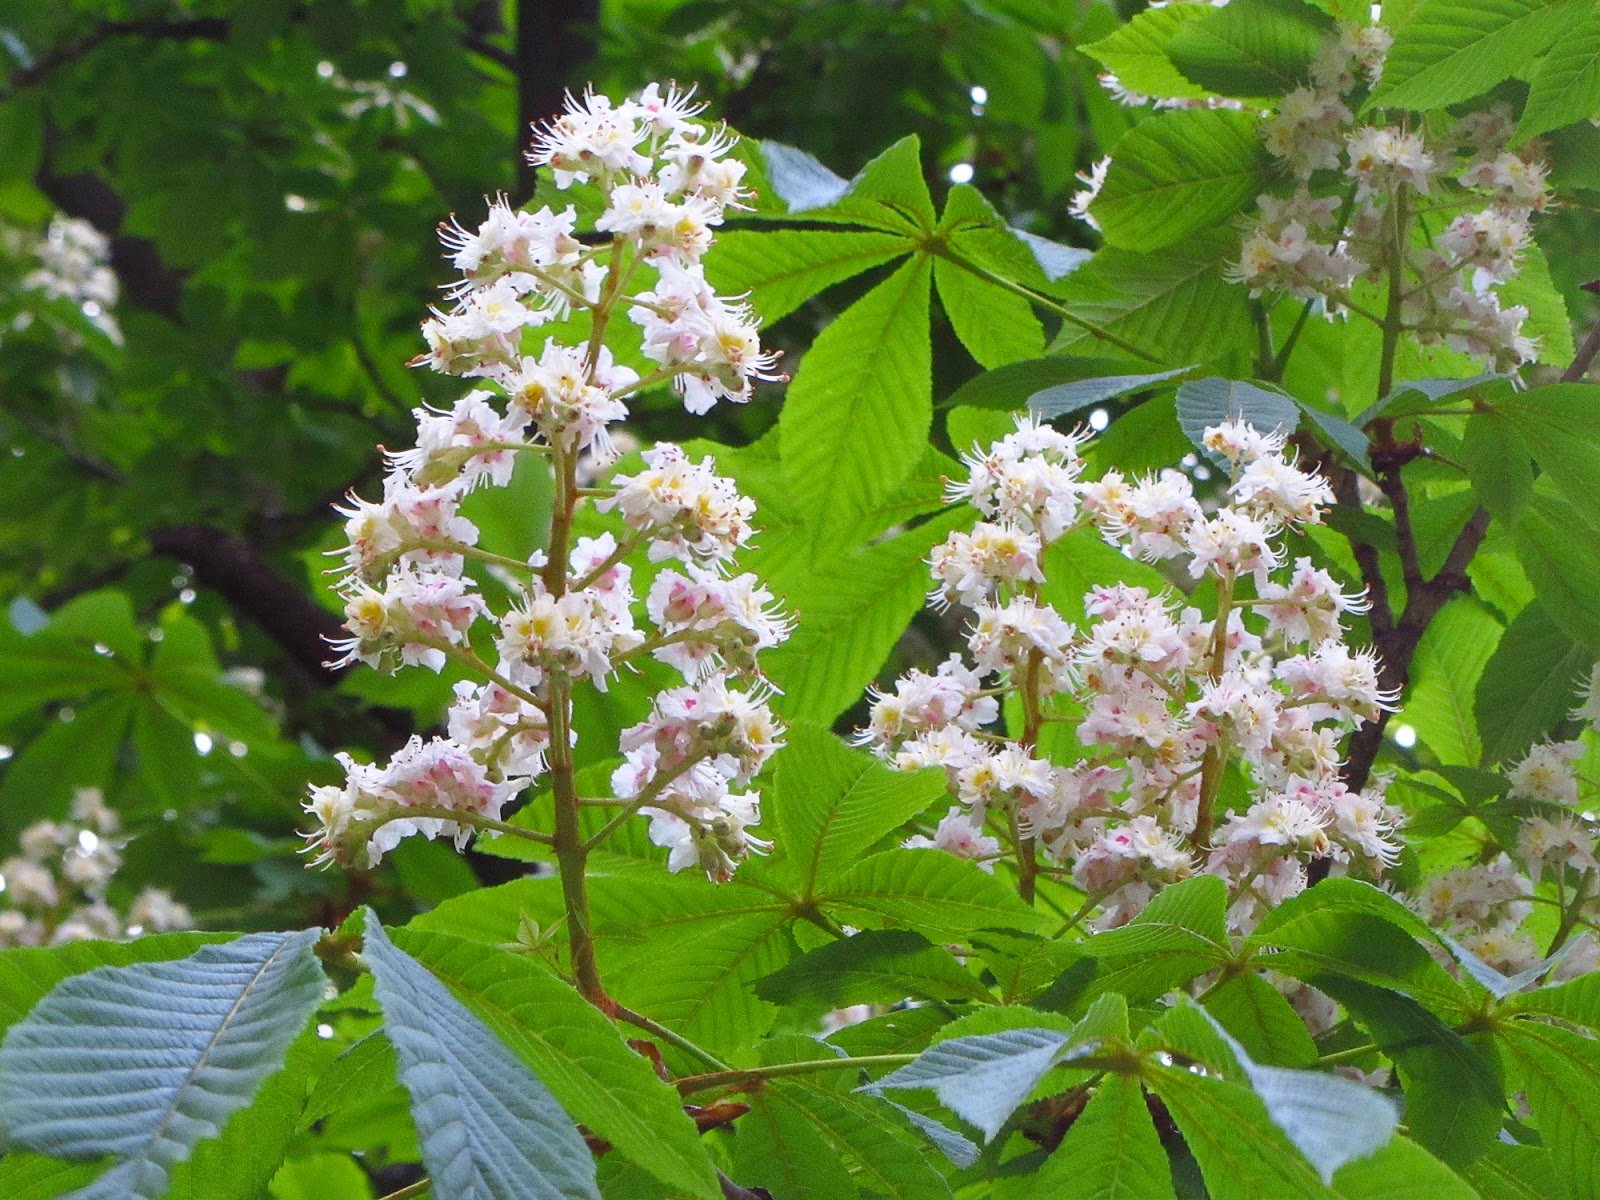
[863, 413, 1404, 932]
[306, 85, 789, 910]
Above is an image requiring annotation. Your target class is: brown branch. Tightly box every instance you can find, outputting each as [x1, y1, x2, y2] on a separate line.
[148, 523, 348, 684]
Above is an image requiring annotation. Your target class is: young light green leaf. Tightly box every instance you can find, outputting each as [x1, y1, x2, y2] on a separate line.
[1515, 494, 1600, 653]
[779, 255, 933, 539]
[1371, 0, 1578, 110]
[872, 1026, 1078, 1141]
[1175, 377, 1300, 454]
[363, 916, 601, 1200]
[1031, 1074, 1175, 1199]
[933, 255, 1043, 368]
[1401, 597, 1500, 766]
[1089, 110, 1269, 252]
[1027, 366, 1193, 418]
[0, 930, 326, 1200]
[764, 508, 970, 725]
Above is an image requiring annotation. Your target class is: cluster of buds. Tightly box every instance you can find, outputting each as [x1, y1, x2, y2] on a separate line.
[0, 789, 190, 948]
[860, 415, 1402, 931]
[306, 85, 788, 878]
[1408, 668, 1600, 979]
[1236, 27, 1545, 367]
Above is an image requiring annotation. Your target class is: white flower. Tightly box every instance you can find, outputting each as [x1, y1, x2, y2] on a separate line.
[1506, 740, 1584, 806]
[600, 443, 756, 563]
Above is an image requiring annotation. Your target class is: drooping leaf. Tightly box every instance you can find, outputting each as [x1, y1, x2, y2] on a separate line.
[1401, 596, 1500, 766]
[1175, 377, 1300, 453]
[1475, 599, 1592, 763]
[0, 931, 326, 1200]
[1050, 230, 1254, 365]
[1027, 366, 1193, 418]
[873, 1026, 1079, 1141]
[764, 507, 971, 724]
[362, 916, 601, 1200]
[389, 928, 720, 1199]
[1089, 110, 1270, 252]
[1498, 1021, 1600, 1200]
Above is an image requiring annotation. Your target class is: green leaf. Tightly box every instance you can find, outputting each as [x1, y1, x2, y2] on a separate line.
[1401, 596, 1500, 766]
[764, 507, 971, 724]
[1462, 410, 1534, 517]
[1082, 7, 1217, 101]
[1089, 110, 1270, 252]
[1499, 243, 1574, 366]
[1031, 1073, 1174, 1199]
[732, 1088, 862, 1200]
[874, 1026, 1081, 1141]
[819, 848, 1049, 939]
[760, 141, 852, 214]
[0, 931, 326, 1200]
[0, 1154, 102, 1199]
[1330, 1138, 1477, 1199]
[705, 229, 911, 325]
[933, 255, 1043, 368]
[1514, 494, 1600, 652]
[1028, 366, 1193, 418]
[269, 1152, 374, 1200]
[363, 917, 601, 1200]
[775, 136, 937, 233]
[1051, 229, 1253, 365]
[1146, 1067, 1329, 1200]
[389, 928, 720, 1199]
[1251, 909, 1468, 1017]
[1204, 971, 1320, 1067]
[1371, 0, 1579, 110]
[770, 723, 948, 892]
[1460, 1142, 1563, 1200]
[1356, 374, 1514, 426]
[754, 929, 992, 1007]
[1175, 377, 1300, 452]
[1498, 1021, 1600, 1200]
[1168, 0, 1334, 97]
[1517, 3, 1600, 138]
[1492, 383, 1600, 529]
[1081, 875, 1229, 958]
[1475, 599, 1593, 763]
[779, 254, 933, 538]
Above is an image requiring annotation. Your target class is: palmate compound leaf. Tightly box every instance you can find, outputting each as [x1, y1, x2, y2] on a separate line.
[0, 930, 326, 1200]
[362, 915, 601, 1200]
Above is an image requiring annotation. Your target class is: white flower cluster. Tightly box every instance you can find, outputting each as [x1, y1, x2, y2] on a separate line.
[860, 414, 1401, 930]
[306, 85, 788, 878]
[1408, 668, 1600, 978]
[1233, 27, 1546, 367]
[0, 789, 190, 948]
[5, 214, 122, 343]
